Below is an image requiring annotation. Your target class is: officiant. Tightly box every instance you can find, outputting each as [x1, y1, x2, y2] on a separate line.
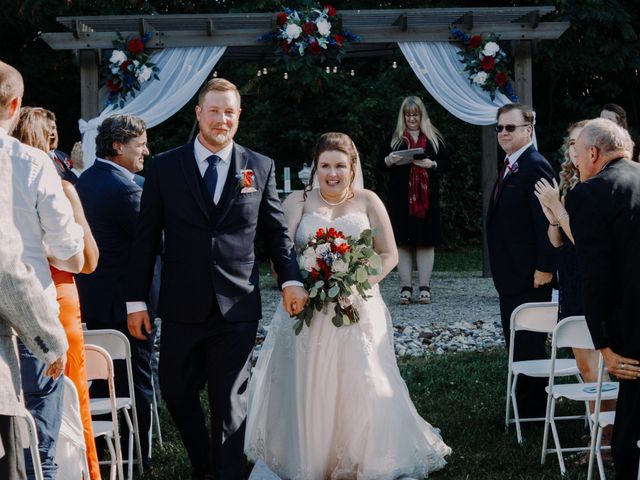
[381, 96, 449, 305]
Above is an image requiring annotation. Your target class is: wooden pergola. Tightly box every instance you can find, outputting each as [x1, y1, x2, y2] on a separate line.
[42, 6, 569, 275]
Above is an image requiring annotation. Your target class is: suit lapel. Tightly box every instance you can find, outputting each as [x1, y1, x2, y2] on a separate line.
[216, 143, 249, 225]
[179, 143, 210, 220]
[491, 146, 533, 207]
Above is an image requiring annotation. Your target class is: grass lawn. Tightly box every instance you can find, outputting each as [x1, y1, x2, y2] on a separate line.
[142, 348, 614, 479]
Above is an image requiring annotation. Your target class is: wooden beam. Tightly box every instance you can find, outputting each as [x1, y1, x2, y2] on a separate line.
[452, 11, 473, 31]
[79, 49, 100, 120]
[513, 40, 533, 107]
[481, 125, 498, 277]
[513, 10, 540, 29]
[392, 13, 408, 32]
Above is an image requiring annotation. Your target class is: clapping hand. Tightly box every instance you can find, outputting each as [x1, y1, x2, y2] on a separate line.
[534, 178, 562, 221]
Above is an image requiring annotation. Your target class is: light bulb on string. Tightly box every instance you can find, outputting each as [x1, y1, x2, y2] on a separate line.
[284, 72, 288, 80]
[257, 70, 262, 77]
[350, 69, 355, 76]
[213, 71, 218, 77]
[392, 61, 397, 69]
[326, 66, 330, 74]
[262, 67, 268, 75]
[332, 66, 337, 73]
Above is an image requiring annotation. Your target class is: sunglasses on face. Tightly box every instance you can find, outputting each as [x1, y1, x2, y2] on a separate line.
[495, 124, 530, 133]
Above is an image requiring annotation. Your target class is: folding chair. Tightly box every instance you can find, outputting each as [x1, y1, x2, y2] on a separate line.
[149, 380, 163, 457]
[85, 344, 124, 480]
[17, 410, 44, 480]
[55, 377, 90, 479]
[505, 302, 580, 443]
[84, 329, 144, 479]
[541, 316, 619, 475]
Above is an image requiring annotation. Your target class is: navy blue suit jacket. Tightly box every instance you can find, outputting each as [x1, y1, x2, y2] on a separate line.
[487, 145, 556, 296]
[75, 160, 145, 326]
[127, 141, 301, 325]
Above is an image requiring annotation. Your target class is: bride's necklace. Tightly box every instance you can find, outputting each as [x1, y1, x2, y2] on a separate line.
[319, 189, 349, 207]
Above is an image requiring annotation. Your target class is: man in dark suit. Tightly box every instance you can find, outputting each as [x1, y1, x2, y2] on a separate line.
[126, 78, 307, 480]
[487, 103, 556, 417]
[75, 114, 155, 468]
[566, 118, 640, 479]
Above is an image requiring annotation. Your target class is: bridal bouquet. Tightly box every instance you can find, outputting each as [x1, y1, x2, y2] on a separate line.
[293, 227, 381, 335]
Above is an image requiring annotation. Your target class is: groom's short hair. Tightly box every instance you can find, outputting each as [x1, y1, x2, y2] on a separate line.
[197, 78, 241, 107]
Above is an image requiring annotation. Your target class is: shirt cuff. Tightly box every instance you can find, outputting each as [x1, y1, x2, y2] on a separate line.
[282, 280, 304, 290]
[126, 301, 148, 314]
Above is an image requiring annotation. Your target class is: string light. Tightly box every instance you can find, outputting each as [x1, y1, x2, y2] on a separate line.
[332, 66, 338, 73]
[257, 69, 262, 77]
[262, 67, 268, 75]
[213, 71, 218, 77]
[350, 69, 355, 76]
[284, 72, 288, 80]
[392, 61, 397, 69]
[325, 66, 330, 74]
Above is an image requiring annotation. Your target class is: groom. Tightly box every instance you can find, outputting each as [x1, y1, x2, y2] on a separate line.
[127, 78, 307, 479]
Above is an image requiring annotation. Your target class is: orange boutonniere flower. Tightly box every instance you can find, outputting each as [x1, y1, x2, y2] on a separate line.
[237, 169, 257, 193]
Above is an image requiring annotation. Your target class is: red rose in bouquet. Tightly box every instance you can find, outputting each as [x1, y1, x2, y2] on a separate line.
[307, 41, 323, 55]
[302, 21, 315, 35]
[495, 72, 508, 86]
[127, 37, 144, 54]
[480, 56, 495, 72]
[468, 35, 482, 49]
[276, 12, 288, 25]
[325, 4, 337, 16]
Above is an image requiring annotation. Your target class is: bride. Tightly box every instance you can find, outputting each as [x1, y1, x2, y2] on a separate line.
[245, 132, 451, 479]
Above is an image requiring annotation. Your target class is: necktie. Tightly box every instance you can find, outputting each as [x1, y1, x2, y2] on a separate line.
[493, 158, 510, 202]
[203, 155, 220, 203]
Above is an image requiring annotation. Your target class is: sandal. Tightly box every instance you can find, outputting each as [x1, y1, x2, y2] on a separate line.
[418, 286, 431, 304]
[399, 286, 412, 305]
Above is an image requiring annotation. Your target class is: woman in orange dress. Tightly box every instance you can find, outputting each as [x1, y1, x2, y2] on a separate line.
[15, 107, 101, 480]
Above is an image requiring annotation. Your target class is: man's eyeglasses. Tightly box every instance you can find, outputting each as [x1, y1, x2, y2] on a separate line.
[495, 124, 530, 133]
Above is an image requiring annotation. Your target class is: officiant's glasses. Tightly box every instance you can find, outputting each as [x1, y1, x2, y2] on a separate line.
[495, 124, 530, 133]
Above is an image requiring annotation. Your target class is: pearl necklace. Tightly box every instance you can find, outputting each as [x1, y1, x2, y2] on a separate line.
[319, 190, 349, 206]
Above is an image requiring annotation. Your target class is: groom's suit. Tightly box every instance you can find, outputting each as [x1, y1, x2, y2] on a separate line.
[487, 144, 556, 417]
[128, 140, 301, 478]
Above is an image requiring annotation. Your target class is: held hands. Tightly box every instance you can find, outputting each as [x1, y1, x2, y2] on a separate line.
[533, 270, 553, 288]
[601, 347, 640, 380]
[45, 354, 66, 379]
[282, 285, 309, 316]
[128, 310, 152, 340]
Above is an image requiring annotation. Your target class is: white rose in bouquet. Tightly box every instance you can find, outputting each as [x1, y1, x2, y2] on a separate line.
[482, 41, 500, 57]
[316, 18, 332, 37]
[332, 258, 349, 273]
[473, 71, 488, 86]
[300, 247, 318, 272]
[110, 50, 127, 65]
[285, 23, 302, 40]
[315, 243, 331, 256]
[136, 65, 153, 83]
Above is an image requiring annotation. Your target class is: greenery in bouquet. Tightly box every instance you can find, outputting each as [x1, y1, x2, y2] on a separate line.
[258, 1, 360, 70]
[102, 32, 159, 108]
[451, 27, 518, 102]
[293, 227, 381, 335]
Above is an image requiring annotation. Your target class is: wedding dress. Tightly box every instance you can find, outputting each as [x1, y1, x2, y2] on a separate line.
[245, 211, 451, 479]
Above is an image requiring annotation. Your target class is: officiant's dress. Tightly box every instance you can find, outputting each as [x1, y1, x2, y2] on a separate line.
[245, 211, 451, 479]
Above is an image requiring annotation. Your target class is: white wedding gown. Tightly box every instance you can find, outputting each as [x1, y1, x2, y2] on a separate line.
[245, 212, 451, 479]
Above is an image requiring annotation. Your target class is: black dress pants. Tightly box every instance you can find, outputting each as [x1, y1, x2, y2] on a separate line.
[0, 415, 25, 480]
[500, 287, 552, 418]
[159, 317, 257, 480]
[612, 349, 640, 479]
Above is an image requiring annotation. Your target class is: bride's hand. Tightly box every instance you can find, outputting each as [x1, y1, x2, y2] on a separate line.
[282, 285, 308, 316]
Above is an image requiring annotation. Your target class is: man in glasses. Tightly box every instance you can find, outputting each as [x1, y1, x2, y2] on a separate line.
[487, 103, 556, 419]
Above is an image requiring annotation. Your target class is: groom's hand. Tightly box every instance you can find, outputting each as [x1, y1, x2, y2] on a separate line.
[128, 310, 152, 340]
[282, 286, 308, 316]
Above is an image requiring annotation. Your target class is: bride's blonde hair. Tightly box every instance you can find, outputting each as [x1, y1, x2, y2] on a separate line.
[304, 132, 358, 200]
[390, 96, 443, 153]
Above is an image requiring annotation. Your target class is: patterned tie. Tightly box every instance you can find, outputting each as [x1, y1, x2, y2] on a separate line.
[203, 155, 220, 203]
[493, 157, 510, 202]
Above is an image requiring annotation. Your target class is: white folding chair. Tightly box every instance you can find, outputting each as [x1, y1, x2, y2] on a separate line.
[55, 377, 90, 480]
[505, 302, 580, 443]
[85, 344, 124, 480]
[84, 329, 144, 480]
[17, 410, 44, 480]
[149, 380, 163, 457]
[541, 316, 619, 475]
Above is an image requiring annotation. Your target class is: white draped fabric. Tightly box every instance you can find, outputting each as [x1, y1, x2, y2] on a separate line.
[399, 41, 511, 125]
[79, 46, 225, 169]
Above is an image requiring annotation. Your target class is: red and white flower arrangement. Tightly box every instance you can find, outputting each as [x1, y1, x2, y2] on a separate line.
[236, 169, 257, 193]
[258, 3, 360, 69]
[103, 32, 159, 108]
[293, 227, 381, 335]
[451, 28, 518, 102]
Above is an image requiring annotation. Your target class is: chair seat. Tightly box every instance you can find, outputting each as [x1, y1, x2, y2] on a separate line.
[91, 397, 132, 415]
[513, 358, 578, 377]
[92, 420, 114, 438]
[591, 410, 616, 427]
[546, 382, 619, 402]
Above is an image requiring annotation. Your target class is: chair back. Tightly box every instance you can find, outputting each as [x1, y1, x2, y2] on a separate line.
[511, 302, 559, 333]
[553, 316, 595, 350]
[84, 344, 114, 381]
[84, 329, 131, 361]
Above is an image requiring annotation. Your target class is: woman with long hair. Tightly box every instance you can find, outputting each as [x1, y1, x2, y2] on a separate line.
[382, 96, 449, 305]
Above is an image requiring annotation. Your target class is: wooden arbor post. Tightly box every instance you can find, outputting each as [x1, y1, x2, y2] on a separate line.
[481, 39, 533, 277]
[79, 49, 100, 120]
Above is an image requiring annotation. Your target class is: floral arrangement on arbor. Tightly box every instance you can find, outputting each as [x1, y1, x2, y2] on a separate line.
[258, 2, 360, 69]
[451, 27, 518, 102]
[293, 227, 381, 335]
[102, 32, 159, 108]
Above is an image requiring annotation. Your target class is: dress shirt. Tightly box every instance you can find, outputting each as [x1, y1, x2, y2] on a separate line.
[95, 157, 136, 182]
[0, 127, 84, 311]
[503, 141, 533, 178]
[194, 135, 234, 204]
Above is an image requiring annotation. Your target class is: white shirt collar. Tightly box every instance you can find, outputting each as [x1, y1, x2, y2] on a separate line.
[95, 157, 136, 181]
[505, 141, 533, 166]
[194, 135, 234, 167]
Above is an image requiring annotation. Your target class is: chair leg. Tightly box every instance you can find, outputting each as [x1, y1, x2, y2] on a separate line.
[595, 425, 606, 480]
[123, 409, 135, 480]
[105, 435, 117, 480]
[541, 392, 553, 465]
[549, 399, 567, 475]
[506, 371, 513, 430]
[152, 393, 163, 448]
[512, 375, 524, 444]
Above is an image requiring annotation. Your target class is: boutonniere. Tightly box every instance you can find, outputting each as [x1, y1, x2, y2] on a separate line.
[236, 169, 257, 193]
[506, 161, 519, 175]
